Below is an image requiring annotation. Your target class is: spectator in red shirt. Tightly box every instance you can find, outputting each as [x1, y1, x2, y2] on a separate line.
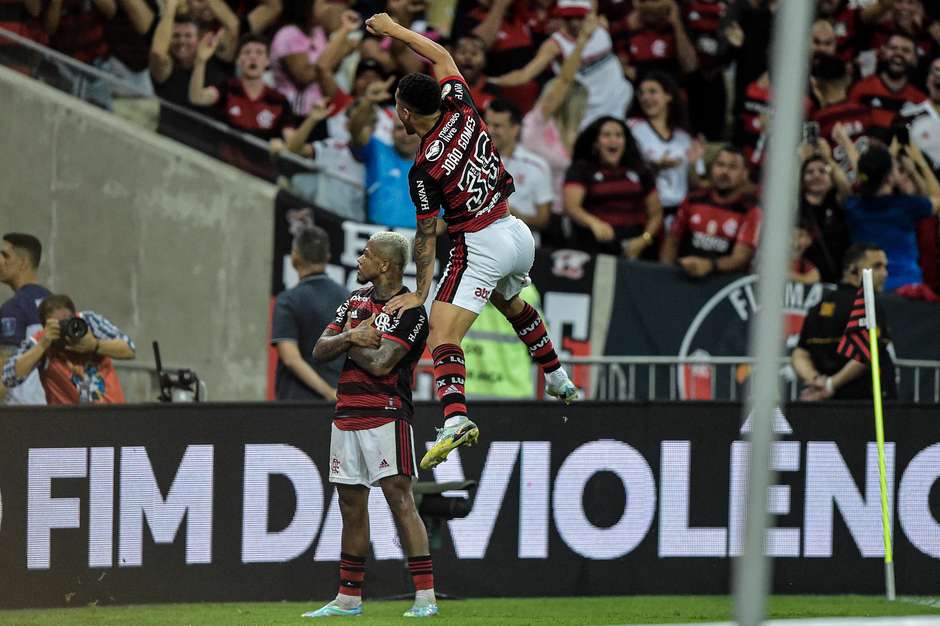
[661, 145, 762, 278]
[849, 33, 926, 136]
[452, 0, 540, 111]
[611, 0, 699, 82]
[864, 0, 937, 73]
[190, 32, 297, 145]
[563, 116, 663, 259]
[452, 35, 501, 111]
[816, 0, 894, 63]
[734, 69, 770, 169]
[811, 52, 873, 145]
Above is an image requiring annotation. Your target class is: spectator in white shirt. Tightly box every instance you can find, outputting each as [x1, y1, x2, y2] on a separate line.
[485, 98, 554, 241]
[520, 14, 596, 215]
[901, 57, 940, 170]
[628, 71, 703, 227]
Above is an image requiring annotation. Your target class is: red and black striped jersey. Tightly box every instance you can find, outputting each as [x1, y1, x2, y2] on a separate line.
[409, 75, 515, 235]
[671, 188, 762, 258]
[810, 99, 872, 142]
[827, 3, 862, 62]
[563, 159, 656, 229]
[49, 0, 109, 63]
[737, 79, 771, 167]
[611, 21, 680, 79]
[327, 286, 428, 429]
[684, 0, 728, 71]
[216, 79, 298, 140]
[848, 75, 926, 131]
[863, 20, 936, 67]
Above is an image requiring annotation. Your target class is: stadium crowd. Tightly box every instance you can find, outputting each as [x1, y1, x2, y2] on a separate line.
[3, 0, 940, 299]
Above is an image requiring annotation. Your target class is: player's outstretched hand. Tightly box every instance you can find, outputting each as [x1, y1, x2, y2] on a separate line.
[366, 13, 396, 36]
[384, 292, 423, 317]
[348, 313, 382, 348]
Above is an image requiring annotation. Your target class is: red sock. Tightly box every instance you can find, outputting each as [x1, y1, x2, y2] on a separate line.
[507, 303, 561, 373]
[432, 344, 467, 420]
[408, 555, 434, 591]
[338, 552, 365, 598]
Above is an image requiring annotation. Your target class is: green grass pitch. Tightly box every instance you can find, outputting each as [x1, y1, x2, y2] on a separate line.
[0, 596, 938, 625]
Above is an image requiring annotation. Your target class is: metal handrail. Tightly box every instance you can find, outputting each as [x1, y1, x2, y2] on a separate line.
[0, 27, 365, 188]
[418, 356, 940, 367]
[414, 355, 940, 403]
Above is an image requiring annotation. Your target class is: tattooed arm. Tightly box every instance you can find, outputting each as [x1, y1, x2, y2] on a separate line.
[383, 217, 437, 316]
[348, 341, 409, 377]
[412, 216, 438, 303]
[313, 313, 382, 362]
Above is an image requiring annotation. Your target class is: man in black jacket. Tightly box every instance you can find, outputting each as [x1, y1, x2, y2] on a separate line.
[792, 243, 897, 400]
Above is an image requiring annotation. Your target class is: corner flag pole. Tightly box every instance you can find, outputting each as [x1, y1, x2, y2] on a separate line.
[862, 268, 895, 601]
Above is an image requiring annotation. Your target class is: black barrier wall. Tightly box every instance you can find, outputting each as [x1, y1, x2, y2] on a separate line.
[1, 402, 938, 608]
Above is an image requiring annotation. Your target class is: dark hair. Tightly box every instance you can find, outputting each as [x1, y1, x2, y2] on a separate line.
[486, 97, 522, 126]
[355, 58, 387, 80]
[799, 154, 830, 185]
[842, 242, 882, 272]
[397, 72, 441, 116]
[294, 226, 330, 265]
[572, 116, 649, 175]
[455, 34, 487, 52]
[173, 14, 196, 26]
[3, 233, 42, 268]
[716, 143, 745, 161]
[38, 294, 76, 325]
[629, 71, 689, 131]
[885, 31, 916, 49]
[811, 52, 847, 82]
[236, 33, 268, 56]
[857, 145, 893, 198]
[280, 0, 312, 28]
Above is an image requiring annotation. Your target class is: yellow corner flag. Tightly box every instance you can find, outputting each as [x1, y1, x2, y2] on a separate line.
[837, 269, 895, 600]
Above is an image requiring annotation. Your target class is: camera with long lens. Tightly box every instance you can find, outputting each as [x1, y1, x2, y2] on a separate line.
[58, 317, 89, 343]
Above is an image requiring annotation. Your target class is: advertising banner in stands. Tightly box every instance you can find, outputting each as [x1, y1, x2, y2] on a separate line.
[1, 402, 938, 607]
[603, 260, 940, 400]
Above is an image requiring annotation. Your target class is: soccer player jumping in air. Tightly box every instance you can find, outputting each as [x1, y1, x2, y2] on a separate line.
[365, 13, 579, 471]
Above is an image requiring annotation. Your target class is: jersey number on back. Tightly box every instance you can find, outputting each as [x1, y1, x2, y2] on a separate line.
[458, 132, 500, 213]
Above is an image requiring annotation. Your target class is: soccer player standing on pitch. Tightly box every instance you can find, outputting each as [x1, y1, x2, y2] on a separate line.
[364, 12, 579, 472]
[305, 232, 436, 619]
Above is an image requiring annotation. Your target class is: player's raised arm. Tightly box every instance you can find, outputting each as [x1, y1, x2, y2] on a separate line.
[365, 12, 459, 81]
[384, 216, 436, 317]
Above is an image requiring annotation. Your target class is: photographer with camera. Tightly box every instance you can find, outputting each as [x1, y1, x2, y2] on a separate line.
[2, 295, 136, 404]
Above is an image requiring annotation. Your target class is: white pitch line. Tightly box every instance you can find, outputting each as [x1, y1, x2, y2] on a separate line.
[900, 597, 940, 610]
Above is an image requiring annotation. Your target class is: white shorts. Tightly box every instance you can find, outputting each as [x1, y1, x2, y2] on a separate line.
[434, 215, 535, 315]
[328, 420, 418, 487]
